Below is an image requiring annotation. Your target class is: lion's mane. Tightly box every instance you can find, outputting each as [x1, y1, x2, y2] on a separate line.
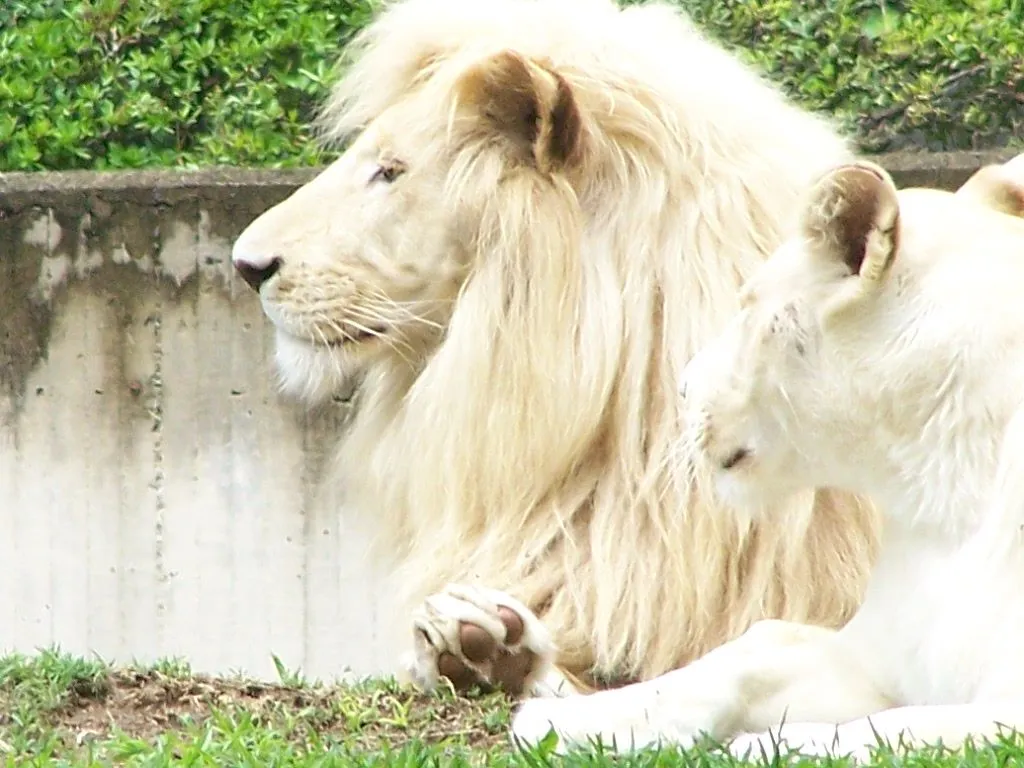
[318, 0, 880, 687]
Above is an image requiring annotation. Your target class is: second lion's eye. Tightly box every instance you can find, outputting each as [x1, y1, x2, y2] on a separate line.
[370, 162, 405, 184]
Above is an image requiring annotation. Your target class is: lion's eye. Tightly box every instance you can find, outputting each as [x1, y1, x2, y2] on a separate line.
[369, 162, 405, 185]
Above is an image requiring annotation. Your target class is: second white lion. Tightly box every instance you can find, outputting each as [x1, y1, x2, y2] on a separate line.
[511, 154, 1024, 760]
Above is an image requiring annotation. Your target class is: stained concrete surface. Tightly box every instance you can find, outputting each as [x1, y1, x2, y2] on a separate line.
[0, 175, 403, 683]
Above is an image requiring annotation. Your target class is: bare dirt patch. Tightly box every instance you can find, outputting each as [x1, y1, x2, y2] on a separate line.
[46, 669, 513, 754]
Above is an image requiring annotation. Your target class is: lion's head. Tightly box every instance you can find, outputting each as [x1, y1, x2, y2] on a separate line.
[232, 43, 589, 403]
[682, 155, 1024, 516]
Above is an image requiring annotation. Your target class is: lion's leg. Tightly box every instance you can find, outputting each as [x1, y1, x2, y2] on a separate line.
[510, 619, 889, 753]
[403, 584, 579, 698]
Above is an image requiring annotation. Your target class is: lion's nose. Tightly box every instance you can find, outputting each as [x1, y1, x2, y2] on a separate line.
[233, 254, 283, 291]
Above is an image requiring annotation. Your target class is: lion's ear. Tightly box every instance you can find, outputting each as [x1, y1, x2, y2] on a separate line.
[457, 50, 583, 173]
[956, 153, 1024, 219]
[802, 160, 901, 285]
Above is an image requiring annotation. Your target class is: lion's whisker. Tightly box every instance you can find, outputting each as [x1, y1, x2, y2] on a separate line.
[349, 300, 448, 335]
[359, 293, 450, 331]
[317, 312, 419, 366]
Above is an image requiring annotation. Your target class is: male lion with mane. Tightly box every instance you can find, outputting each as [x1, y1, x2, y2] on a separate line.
[232, 0, 879, 695]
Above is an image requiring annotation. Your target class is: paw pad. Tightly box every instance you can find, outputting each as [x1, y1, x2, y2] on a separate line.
[439, 606, 533, 695]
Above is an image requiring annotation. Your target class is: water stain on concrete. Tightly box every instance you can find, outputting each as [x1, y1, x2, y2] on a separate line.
[0, 172, 303, 418]
[2, 209, 55, 415]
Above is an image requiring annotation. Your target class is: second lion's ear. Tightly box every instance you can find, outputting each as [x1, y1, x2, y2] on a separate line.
[956, 153, 1024, 219]
[456, 49, 584, 173]
[802, 161, 901, 285]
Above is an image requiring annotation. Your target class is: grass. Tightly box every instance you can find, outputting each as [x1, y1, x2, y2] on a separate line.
[4, 649, 1024, 766]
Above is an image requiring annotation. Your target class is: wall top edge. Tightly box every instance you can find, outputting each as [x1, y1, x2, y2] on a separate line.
[0, 150, 1018, 210]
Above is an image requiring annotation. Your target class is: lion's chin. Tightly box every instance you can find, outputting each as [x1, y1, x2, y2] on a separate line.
[272, 330, 361, 406]
[710, 457, 818, 526]
[709, 466, 783, 522]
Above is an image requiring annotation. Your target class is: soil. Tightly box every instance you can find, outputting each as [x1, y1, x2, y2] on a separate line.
[39, 669, 512, 754]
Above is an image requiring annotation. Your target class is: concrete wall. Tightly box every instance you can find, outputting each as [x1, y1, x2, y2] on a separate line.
[0, 150, 1014, 683]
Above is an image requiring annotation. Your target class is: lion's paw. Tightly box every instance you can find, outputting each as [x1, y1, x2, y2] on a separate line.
[404, 584, 558, 697]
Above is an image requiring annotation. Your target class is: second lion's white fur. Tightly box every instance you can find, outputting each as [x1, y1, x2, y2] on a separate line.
[511, 156, 1024, 759]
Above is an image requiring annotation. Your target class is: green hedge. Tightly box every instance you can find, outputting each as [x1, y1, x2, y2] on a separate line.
[1, 0, 1021, 172]
[685, 0, 1024, 154]
[0, 0, 372, 171]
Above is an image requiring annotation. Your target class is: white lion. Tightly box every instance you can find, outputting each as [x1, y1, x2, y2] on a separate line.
[510, 154, 1024, 760]
[230, 0, 882, 695]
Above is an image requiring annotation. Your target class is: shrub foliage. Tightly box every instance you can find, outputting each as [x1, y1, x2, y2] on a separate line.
[0, 0, 372, 171]
[683, 0, 1024, 154]
[1, 0, 1021, 172]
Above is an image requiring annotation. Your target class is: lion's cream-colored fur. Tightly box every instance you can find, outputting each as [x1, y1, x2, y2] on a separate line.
[510, 156, 1024, 759]
[233, 0, 881, 687]
[956, 153, 1024, 218]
